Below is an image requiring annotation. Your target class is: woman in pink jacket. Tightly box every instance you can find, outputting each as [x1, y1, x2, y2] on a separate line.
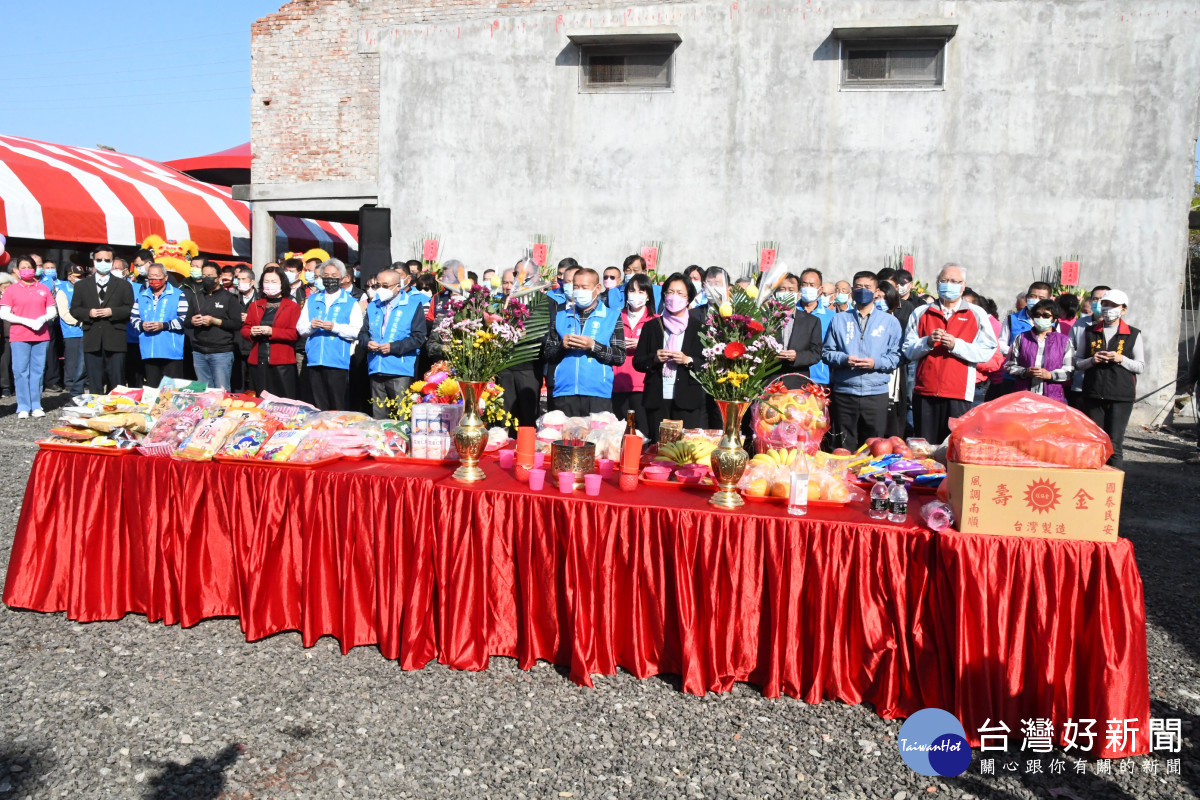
[1, 255, 58, 418]
[611, 273, 655, 437]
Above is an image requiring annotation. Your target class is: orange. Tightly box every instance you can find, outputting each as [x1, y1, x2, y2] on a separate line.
[825, 483, 851, 503]
[770, 481, 790, 499]
[807, 482, 821, 501]
[745, 478, 769, 497]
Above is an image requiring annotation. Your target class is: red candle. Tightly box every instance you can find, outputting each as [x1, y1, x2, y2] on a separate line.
[516, 426, 536, 466]
[621, 434, 642, 474]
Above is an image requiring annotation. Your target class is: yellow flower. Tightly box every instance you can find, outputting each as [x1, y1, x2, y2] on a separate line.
[438, 378, 460, 398]
[744, 285, 759, 299]
[717, 371, 749, 388]
[410, 380, 427, 394]
[719, 303, 733, 317]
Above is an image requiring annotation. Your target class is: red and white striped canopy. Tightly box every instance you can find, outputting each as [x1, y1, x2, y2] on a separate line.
[0, 135, 357, 262]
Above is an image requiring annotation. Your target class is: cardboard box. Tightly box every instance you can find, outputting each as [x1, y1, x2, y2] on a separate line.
[947, 461, 1124, 543]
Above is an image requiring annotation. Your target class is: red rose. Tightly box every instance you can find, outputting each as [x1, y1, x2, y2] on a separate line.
[746, 320, 764, 333]
[723, 342, 747, 359]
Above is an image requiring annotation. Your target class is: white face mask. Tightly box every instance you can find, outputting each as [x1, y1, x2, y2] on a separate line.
[284, 271, 298, 285]
[375, 287, 394, 304]
[1031, 317, 1054, 333]
[1101, 306, 1123, 323]
[238, 281, 253, 293]
[626, 292, 648, 310]
[262, 282, 282, 298]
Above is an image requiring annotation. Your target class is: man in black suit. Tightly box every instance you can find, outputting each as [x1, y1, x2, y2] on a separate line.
[70, 245, 135, 394]
[774, 273, 823, 378]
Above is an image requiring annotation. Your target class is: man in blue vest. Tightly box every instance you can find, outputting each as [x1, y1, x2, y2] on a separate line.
[991, 280, 1052, 400]
[796, 268, 835, 387]
[543, 267, 626, 416]
[54, 264, 88, 400]
[297, 258, 364, 410]
[366, 269, 427, 419]
[131, 263, 189, 386]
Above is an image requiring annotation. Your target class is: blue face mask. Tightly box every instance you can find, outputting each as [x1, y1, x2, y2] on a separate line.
[937, 282, 963, 301]
[817, 294, 830, 308]
[572, 288, 595, 308]
[852, 288, 875, 307]
[799, 286, 819, 304]
[874, 298, 889, 312]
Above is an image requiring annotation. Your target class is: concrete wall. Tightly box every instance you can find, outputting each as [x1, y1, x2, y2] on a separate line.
[369, 0, 1200, 421]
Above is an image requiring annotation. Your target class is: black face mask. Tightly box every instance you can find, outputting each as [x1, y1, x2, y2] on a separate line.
[202, 276, 218, 291]
[322, 277, 341, 293]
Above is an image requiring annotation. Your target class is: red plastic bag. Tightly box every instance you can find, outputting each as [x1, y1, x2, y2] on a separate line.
[947, 391, 1112, 470]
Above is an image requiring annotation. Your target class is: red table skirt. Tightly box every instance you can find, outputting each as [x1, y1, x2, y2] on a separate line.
[3, 450, 1149, 756]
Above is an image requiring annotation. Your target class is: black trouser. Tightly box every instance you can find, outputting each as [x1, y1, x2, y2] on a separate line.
[369, 374, 412, 419]
[62, 338, 86, 396]
[125, 341, 144, 387]
[554, 394, 612, 418]
[308, 366, 349, 410]
[612, 391, 649, 440]
[1081, 397, 1133, 469]
[251, 362, 298, 399]
[912, 392, 972, 445]
[1, 321, 12, 395]
[498, 366, 541, 428]
[142, 358, 184, 387]
[646, 399, 706, 443]
[348, 343, 371, 413]
[231, 347, 250, 393]
[830, 391, 890, 452]
[84, 349, 126, 395]
[984, 380, 1015, 402]
[44, 324, 63, 389]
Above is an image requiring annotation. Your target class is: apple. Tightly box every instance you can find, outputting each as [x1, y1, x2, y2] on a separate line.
[869, 438, 893, 457]
[832, 448, 852, 456]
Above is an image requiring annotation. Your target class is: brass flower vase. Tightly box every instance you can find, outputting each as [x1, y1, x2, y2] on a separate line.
[709, 399, 751, 508]
[451, 380, 489, 481]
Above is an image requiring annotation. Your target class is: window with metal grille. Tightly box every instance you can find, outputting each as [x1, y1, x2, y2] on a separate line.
[580, 44, 674, 92]
[840, 38, 945, 88]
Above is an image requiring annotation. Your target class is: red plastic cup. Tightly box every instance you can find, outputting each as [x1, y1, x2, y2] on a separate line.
[528, 468, 546, 491]
[596, 458, 615, 478]
[498, 449, 515, 469]
[619, 472, 638, 492]
[557, 471, 576, 494]
[584, 473, 602, 496]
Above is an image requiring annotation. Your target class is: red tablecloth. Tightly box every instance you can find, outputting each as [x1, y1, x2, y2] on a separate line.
[3, 449, 1150, 756]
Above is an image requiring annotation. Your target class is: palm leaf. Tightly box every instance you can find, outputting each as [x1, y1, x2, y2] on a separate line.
[499, 292, 553, 371]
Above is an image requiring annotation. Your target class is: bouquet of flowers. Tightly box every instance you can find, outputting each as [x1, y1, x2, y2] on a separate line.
[694, 277, 789, 402]
[432, 283, 529, 382]
[374, 362, 516, 429]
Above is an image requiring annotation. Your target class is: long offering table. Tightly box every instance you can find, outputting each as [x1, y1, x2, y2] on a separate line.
[3, 449, 1149, 757]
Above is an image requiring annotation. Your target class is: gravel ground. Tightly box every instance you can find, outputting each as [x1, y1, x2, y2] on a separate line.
[1, 392, 1197, 800]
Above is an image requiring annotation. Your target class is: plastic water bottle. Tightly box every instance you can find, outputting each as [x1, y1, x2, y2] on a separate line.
[869, 474, 890, 520]
[787, 451, 811, 517]
[887, 475, 909, 523]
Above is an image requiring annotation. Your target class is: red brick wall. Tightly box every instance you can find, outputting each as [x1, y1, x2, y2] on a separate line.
[250, 0, 694, 184]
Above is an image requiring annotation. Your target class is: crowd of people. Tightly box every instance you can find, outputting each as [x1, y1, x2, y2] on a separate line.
[0, 245, 1175, 468]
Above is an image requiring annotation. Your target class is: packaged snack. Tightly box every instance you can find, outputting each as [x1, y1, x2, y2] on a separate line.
[218, 418, 280, 458]
[175, 416, 241, 461]
[258, 429, 309, 462]
[48, 427, 102, 441]
[288, 431, 332, 462]
[142, 409, 203, 450]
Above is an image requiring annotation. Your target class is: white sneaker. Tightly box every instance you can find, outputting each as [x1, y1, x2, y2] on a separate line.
[16, 411, 29, 420]
[31, 409, 45, 418]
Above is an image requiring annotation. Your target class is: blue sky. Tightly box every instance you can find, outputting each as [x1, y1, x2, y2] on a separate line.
[3, 1, 1200, 181]
[0, 0, 283, 162]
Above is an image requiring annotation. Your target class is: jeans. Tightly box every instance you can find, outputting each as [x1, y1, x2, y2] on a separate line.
[11, 340, 48, 413]
[62, 338, 86, 396]
[193, 351, 235, 391]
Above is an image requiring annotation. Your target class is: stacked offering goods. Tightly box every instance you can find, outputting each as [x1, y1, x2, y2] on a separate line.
[947, 390, 1111, 469]
[42, 389, 153, 450]
[737, 449, 863, 503]
[750, 381, 830, 455]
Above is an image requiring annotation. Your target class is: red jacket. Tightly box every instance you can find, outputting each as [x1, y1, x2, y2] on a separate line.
[242, 298, 301, 366]
[903, 301, 998, 401]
